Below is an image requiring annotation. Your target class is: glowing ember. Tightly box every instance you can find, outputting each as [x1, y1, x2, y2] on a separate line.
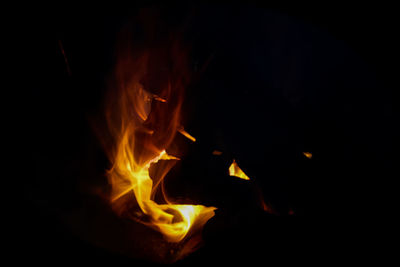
[259, 195, 271, 212]
[212, 150, 223, 156]
[303, 152, 313, 159]
[153, 95, 167, 102]
[228, 159, 250, 180]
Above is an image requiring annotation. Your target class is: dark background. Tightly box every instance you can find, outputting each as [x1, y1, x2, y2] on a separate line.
[14, 1, 395, 265]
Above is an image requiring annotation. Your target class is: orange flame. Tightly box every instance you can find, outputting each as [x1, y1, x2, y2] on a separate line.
[228, 159, 250, 180]
[177, 126, 196, 142]
[104, 38, 215, 243]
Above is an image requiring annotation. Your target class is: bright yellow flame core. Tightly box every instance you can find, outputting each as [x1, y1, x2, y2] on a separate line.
[228, 160, 250, 180]
[110, 133, 215, 243]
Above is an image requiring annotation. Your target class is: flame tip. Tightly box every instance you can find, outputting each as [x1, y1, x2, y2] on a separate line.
[177, 128, 196, 142]
[228, 160, 251, 180]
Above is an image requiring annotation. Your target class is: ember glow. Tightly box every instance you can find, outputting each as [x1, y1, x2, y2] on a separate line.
[104, 39, 215, 244]
[228, 159, 250, 180]
[303, 152, 313, 159]
[212, 150, 223, 156]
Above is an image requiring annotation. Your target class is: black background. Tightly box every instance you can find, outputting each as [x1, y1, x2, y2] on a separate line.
[13, 1, 396, 265]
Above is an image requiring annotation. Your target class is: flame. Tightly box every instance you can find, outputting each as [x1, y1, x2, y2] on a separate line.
[104, 39, 215, 244]
[228, 159, 250, 180]
[303, 152, 313, 159]
[177, 126, 196, 142]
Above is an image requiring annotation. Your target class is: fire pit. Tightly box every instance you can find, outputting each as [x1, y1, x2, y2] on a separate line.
[21, 2, 394, 265]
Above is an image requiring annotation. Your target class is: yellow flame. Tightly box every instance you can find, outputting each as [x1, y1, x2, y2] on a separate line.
[303, 152, 312, 159]
[110, 131, 215, 242]
[105, 42, 215, 244]
[228, 159, 250, 180]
